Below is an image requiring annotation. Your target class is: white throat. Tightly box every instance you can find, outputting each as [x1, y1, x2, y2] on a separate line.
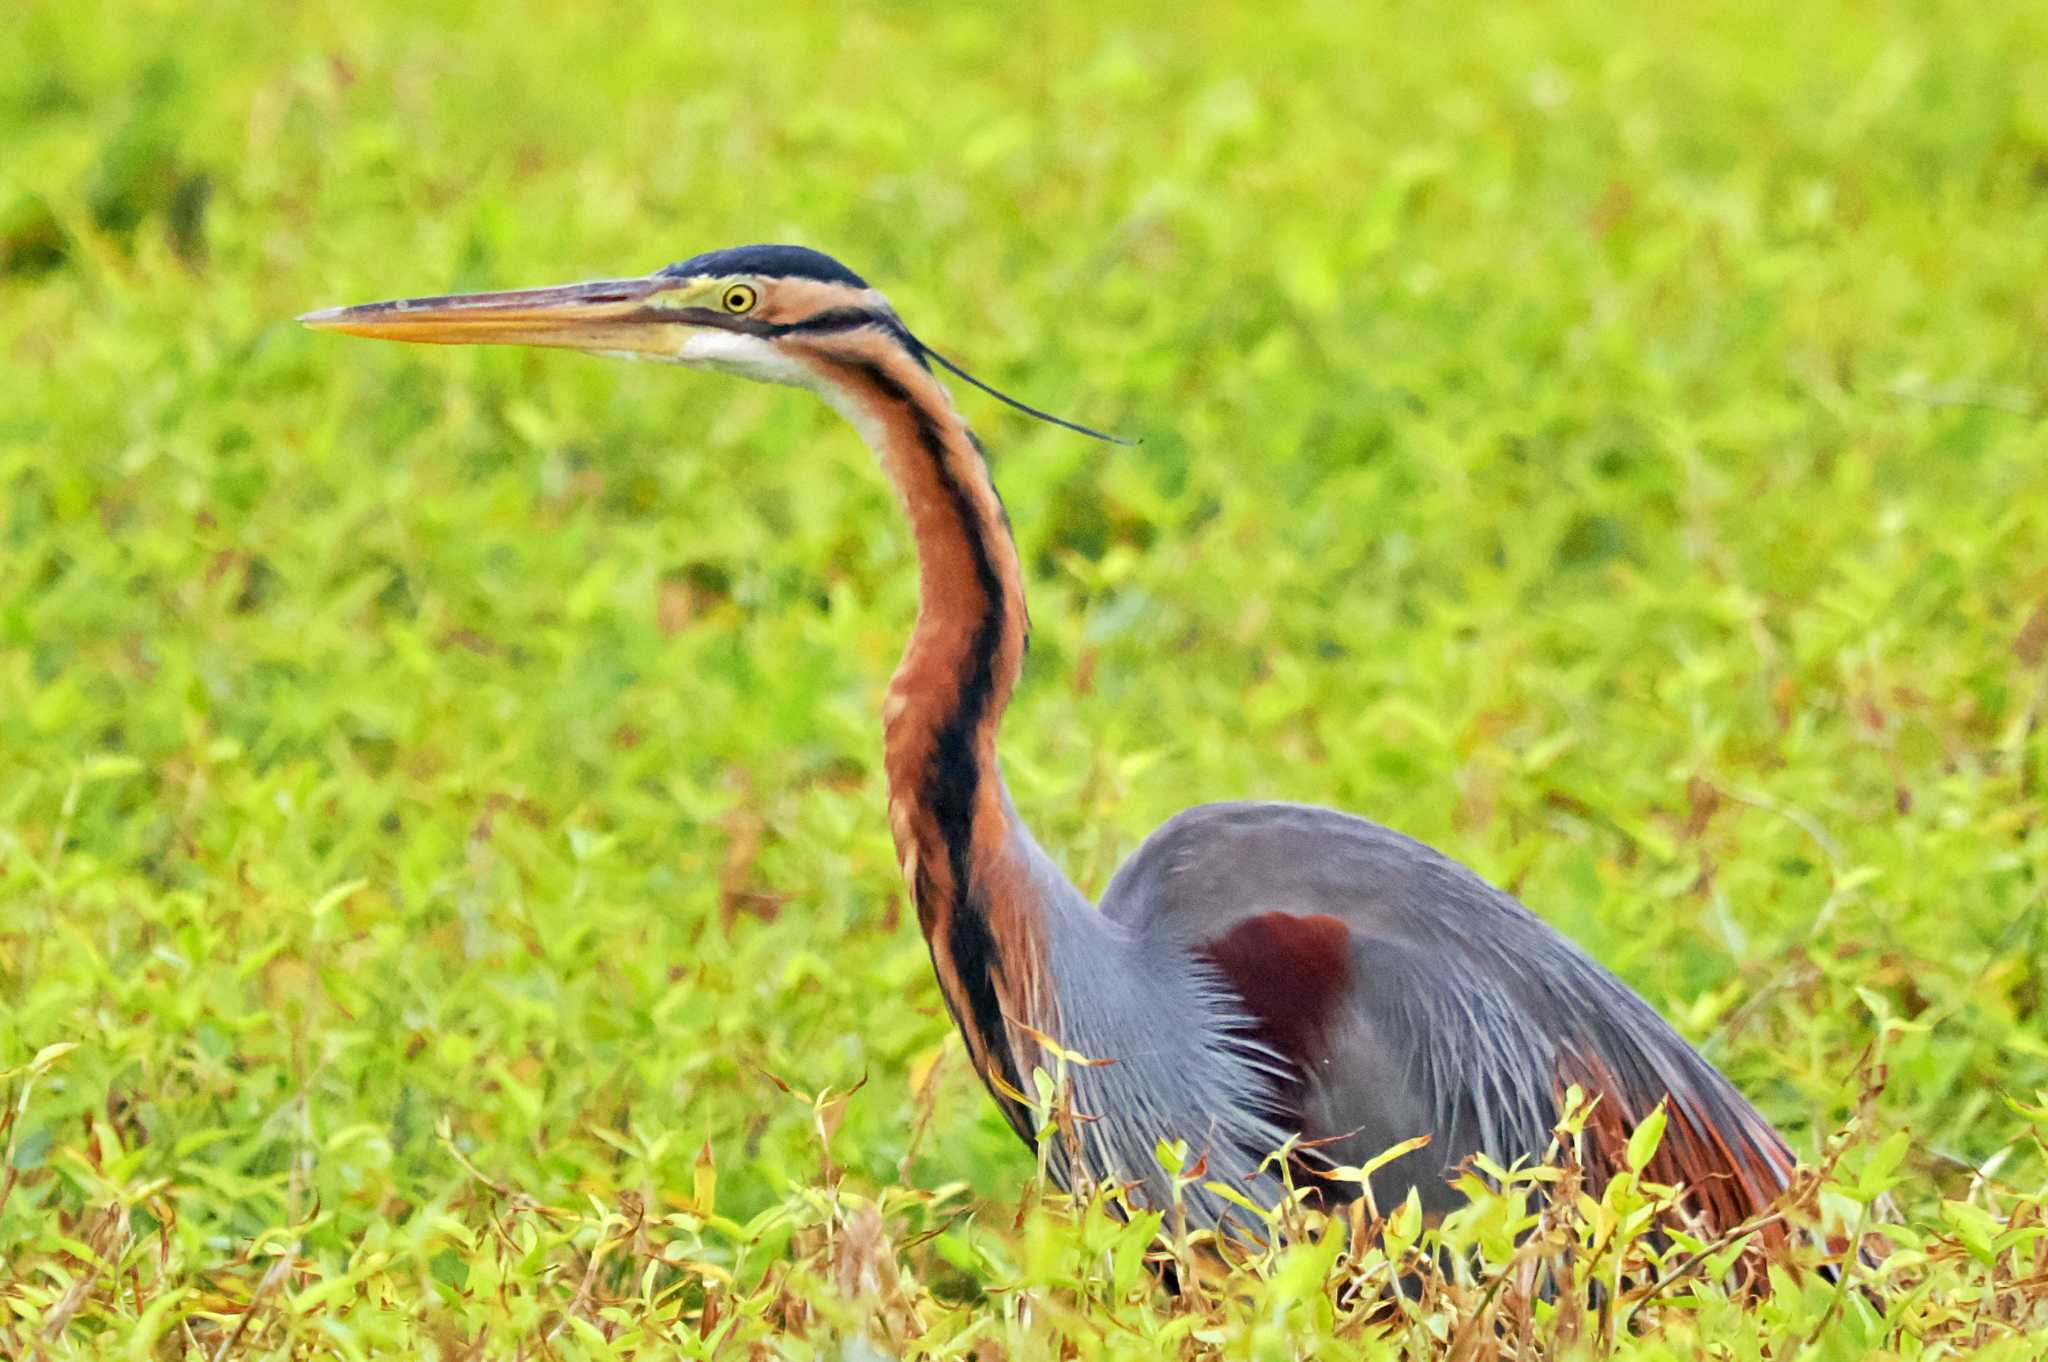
[673, 329, 815, 387]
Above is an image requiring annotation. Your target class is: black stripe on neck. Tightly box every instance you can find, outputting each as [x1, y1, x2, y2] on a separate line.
[855, 357, 1025, 1113]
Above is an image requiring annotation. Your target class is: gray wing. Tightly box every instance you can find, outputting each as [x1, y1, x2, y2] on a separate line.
[1100, 801, 1795, 1226]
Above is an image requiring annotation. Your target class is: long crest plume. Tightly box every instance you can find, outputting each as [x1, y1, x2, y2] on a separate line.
[908, 337, 1136, 446]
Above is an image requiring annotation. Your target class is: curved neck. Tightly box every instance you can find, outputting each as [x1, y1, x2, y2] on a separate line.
[804, 337, 1054, 1119]
[801, 334, 1290, 1212]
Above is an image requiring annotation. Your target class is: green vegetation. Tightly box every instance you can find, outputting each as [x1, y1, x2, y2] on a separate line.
[5, 0, 2047, 1354]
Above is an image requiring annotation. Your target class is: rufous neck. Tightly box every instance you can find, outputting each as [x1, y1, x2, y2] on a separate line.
[805, 338, 1043, 1117]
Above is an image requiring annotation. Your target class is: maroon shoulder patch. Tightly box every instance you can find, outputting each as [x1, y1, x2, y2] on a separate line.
[1201, 912, 1353, 1070]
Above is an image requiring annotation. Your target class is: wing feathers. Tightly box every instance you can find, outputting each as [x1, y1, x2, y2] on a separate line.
[1105, 801, 1798, 1233]
[1558, 1046, 1794, 1241]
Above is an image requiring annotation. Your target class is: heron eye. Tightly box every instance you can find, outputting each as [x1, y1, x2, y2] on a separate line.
[721, 284, 757, 314]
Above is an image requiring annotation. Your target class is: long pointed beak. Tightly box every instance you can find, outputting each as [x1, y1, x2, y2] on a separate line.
[298, 274, 689, 357]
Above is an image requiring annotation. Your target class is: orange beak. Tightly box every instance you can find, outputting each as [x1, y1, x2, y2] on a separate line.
[298, 274, 690, 357]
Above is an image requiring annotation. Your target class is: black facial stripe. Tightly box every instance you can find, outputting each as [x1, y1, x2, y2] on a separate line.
[776, 307, 895, 337]
[636, 306, 894, 341]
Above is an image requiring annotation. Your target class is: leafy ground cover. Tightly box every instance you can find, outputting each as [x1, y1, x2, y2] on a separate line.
[3, 0, 2046, 1355]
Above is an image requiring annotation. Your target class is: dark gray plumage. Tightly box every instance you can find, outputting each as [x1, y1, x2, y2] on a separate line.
[1093, 802, 1793, 1219]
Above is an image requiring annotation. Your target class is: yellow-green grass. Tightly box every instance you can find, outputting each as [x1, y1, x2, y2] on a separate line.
[3, 0, 2046, 1354]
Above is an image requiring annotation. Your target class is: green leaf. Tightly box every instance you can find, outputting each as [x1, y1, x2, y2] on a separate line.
[1626, 1102, 1668, 1173]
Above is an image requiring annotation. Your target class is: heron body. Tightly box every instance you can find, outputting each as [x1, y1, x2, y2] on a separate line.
[303, 244, 1796, 1239]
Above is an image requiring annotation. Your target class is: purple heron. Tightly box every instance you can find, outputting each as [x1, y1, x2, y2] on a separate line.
[303, 244, 1796, 1243]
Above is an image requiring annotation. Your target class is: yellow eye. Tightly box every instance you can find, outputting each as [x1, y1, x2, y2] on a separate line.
[720, 284, 757, 313]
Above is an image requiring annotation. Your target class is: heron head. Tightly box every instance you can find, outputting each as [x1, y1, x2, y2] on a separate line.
[298, 243, 896, 389]
[302, 242, 1130, 442]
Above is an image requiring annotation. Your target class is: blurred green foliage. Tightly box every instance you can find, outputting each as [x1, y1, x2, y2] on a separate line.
[3, 0, 2046, 1354]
